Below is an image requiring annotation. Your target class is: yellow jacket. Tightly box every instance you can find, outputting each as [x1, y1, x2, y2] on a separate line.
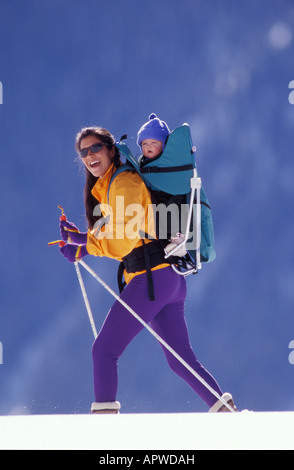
[86, 164, 169, 283]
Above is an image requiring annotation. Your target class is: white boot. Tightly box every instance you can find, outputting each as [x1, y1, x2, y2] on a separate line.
[209, 393, 238, 413]
[91, 401, 121, 414]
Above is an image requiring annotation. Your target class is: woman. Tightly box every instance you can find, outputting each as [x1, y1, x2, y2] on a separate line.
[59, 126, 237, 414]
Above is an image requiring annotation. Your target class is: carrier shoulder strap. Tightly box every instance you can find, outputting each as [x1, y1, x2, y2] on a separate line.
[107, 161, 137, 203]
[107, 161, 164, 301]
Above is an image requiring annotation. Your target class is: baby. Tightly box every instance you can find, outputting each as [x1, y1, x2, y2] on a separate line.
[136, 113, 186, 257]
[137, 112, 170, 165]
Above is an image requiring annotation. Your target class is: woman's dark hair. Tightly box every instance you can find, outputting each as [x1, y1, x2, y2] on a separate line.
[75, 127, 121, 229]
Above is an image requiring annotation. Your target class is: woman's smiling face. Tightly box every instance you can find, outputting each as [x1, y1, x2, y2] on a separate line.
[80, 134, 115, 178]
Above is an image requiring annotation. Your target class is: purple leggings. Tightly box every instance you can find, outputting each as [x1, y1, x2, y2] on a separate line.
[92, 266, 222, 408]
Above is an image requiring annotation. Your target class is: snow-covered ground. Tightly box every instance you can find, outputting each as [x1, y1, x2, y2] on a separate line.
[0, 411, 293, 450]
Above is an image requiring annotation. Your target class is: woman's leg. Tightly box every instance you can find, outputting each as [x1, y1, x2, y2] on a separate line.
[92, 266, 222, 408]
[150, 297, 223, 408]
[92, 267, 183, 402]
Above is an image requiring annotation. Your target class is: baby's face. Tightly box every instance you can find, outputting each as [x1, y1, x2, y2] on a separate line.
[141, 139, 163, 159]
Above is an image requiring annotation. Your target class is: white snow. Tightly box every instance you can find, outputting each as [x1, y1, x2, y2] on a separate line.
[0, 411, 293, 450]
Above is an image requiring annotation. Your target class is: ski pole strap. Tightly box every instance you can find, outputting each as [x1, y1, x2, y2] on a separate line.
[75, 245, 82, 258]
[64, 226, 80, 234]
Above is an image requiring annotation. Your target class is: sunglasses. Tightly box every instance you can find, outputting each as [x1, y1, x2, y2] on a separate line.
[79, 142, 111, 158]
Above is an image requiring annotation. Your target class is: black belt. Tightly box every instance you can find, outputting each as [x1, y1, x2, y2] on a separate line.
[117, 241, 168, 301]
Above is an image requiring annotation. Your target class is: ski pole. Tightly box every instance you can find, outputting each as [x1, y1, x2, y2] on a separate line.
[49, 205, 98, 339]
[77, 259, 236, 413]
[48, 243, 98, 338]
[74, 261, 98, 339]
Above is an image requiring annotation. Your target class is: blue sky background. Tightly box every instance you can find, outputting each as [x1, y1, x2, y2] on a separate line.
[0, 0, 294, 415]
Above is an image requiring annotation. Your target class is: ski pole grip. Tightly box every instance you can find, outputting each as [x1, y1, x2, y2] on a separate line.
[58, 204, 72, 242]
[48, 240, 66, 247]
[58, 205, 67, 221]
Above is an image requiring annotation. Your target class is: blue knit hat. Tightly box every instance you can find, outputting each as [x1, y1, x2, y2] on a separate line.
[137, 113, 170, 147]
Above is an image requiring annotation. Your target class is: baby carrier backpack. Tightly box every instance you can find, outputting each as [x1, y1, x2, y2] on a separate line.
[110, 123, 215, 283]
